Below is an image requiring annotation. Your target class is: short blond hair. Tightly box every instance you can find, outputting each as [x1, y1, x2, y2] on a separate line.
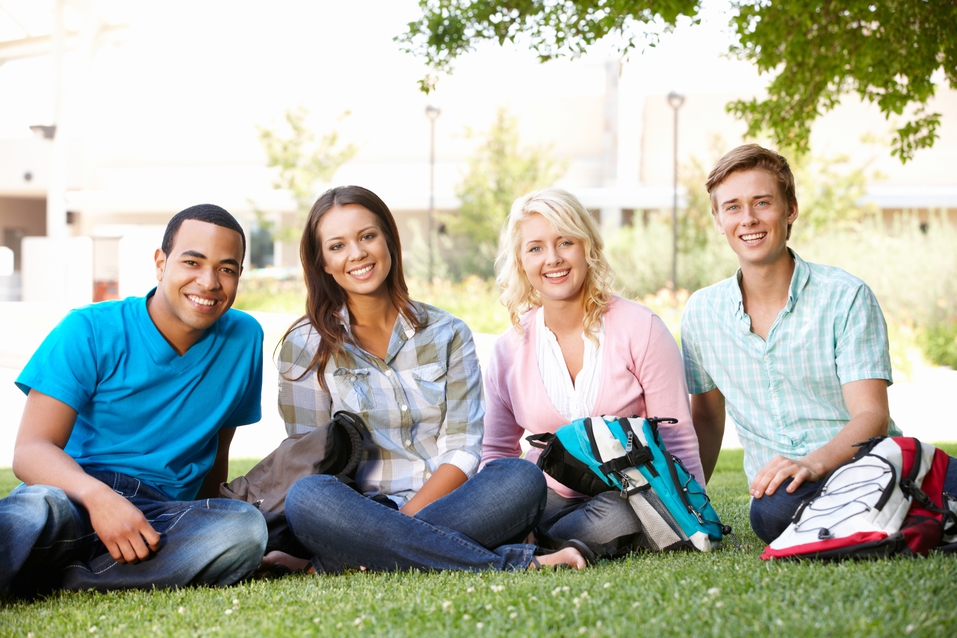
[495, 188, 614, 342]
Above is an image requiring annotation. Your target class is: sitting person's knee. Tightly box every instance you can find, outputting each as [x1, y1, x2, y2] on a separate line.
[749, 478, 818, 544]
[483, 458, 546, 497]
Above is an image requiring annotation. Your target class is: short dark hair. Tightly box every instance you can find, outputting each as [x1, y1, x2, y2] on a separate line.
[161, 204, 246, 260]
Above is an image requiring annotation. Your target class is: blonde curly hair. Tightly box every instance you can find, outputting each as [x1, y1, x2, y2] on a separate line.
[495, 188, 615, 344]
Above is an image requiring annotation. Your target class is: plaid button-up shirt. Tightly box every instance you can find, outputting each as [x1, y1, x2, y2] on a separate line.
[681, 250, 899, 483]
[278, 303, 484, 507]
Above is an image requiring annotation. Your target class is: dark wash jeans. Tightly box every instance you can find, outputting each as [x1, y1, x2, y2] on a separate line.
[285, 458, 546, 573]
[750, 455, 957, 544]
[0, 470, 267, 595]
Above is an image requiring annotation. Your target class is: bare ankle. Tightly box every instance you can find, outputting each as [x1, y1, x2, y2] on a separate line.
[261, 550, 312, 573]
[530, 547, 586, 570]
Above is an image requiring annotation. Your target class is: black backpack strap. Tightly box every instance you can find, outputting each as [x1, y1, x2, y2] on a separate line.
[583, 417, 604, 466]
[627, 416, 711, 521]
[529, 428, 612, 496]
[597, 418, 654, 476]
[898, 438, 955, 522]
[617, 418, 659, 477]
[526, 432, 555, 450]
[898, 437, 931, 506]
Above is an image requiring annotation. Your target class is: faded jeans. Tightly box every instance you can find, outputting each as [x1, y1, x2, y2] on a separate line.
[285, 458, 545, 573]
[537, 488, 643, 549]
[0, 470, 267, 595]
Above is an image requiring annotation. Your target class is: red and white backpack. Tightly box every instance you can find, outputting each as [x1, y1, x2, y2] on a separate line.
[761, 437, 957, 560]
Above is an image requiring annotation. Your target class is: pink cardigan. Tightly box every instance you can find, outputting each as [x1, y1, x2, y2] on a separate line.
[482, 296, 704, 497]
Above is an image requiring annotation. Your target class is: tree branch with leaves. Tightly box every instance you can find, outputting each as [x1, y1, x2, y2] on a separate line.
[728, 0, 956, 162]
[401, 0, 957, 162]
[256, 106, 358, 240]
[398, 0, 699, 93]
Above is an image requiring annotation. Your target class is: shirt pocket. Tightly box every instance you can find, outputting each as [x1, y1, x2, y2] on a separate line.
[333, 367, 376, 412]
[410, 361, 448, 407]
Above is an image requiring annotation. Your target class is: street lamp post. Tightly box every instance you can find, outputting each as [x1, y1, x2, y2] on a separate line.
[425, 105, 441, 283]
[667, 91, 685, 291]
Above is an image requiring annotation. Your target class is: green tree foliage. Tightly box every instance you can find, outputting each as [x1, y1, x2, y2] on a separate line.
[729, 0, 957, 162]
[257, 106, 358, 239]
[401, 0, 957, 162]
[398, 0, 698, 92]
[439, 107, 565, 280]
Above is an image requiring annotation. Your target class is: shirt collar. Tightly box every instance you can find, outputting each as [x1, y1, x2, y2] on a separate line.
[727, 248, 809, 317]
[786, 249, 810, 313]
[336, 303, 418, 363]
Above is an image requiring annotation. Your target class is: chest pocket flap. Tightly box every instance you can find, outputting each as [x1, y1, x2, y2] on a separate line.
[333, 368, 376, 412]
[411, 362, 448, 406]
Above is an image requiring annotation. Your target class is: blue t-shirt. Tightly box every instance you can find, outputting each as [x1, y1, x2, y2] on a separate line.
[16, 291, 263, 500]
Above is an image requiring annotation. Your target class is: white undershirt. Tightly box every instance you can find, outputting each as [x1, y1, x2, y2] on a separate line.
[535, 307, 604, 422]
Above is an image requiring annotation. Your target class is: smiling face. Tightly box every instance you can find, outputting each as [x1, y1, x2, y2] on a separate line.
[519, 212, 588, 307]
[317, 203, 392, 301]
[148, 219, 244, 354]
[713, 168, 799, 270]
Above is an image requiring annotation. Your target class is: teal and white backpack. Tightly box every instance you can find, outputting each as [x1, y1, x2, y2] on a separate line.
[528, 415, 727, 552]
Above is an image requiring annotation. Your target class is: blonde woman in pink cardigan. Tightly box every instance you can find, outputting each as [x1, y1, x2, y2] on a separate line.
[482, 188, 705, 558]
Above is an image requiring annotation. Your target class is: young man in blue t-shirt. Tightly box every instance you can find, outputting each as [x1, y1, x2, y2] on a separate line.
[679, 145, 957, 543]
[0, 204, 267, 595]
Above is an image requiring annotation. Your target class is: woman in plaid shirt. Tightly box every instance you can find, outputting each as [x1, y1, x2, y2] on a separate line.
[262, 185, 591, 574]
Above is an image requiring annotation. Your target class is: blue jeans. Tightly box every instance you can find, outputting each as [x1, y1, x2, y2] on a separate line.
[749, 478, 821, 544]
[285, 458, 544, 573]
[750, 456, 957, 544]
[538, 489, 642, 548]
[0, 471, 267, 595]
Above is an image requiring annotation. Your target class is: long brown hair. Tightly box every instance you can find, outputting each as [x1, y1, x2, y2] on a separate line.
[283, 185, 422, 386]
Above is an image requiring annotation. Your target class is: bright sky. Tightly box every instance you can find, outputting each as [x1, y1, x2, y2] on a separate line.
[0, 1, 760, 163]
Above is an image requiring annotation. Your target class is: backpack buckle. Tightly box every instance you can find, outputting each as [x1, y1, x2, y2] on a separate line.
[619, 473, 630, 499]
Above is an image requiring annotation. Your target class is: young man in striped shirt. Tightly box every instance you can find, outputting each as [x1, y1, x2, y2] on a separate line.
[680, 144, 912, 542]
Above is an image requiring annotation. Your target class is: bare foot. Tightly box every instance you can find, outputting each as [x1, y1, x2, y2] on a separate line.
[260, 550, 313, 574]
[529, 547, 587, 570]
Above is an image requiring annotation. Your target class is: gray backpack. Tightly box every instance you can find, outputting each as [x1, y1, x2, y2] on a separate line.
[220, 411, 364, 555]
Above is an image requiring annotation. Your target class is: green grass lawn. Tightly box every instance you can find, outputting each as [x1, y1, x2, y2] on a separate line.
[2, 446, 957, 637]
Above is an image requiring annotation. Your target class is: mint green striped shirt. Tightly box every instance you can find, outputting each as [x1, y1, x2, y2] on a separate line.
[681, 251, 899, 483]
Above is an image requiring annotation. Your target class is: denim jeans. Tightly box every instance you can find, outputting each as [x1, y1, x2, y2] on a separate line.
[537, 488, 642, 548]
[0, 471, 267, 595]
[748, 478, 821, 544]
[284, 458, 544, 573]
[750, 455, 957, 544]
